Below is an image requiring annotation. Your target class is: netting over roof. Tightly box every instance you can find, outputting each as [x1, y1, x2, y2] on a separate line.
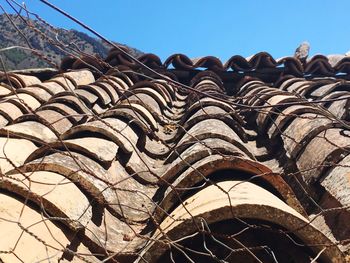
[1, 2, 350, 262]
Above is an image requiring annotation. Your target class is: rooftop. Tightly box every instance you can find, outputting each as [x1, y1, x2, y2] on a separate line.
[0, 45, 349, 262]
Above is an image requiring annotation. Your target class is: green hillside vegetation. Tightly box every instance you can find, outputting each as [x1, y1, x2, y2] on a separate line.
[0, 13, 143, 70]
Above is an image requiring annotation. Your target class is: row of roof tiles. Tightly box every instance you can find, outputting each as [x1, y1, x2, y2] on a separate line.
[60, 48, 350, 77]
[237, 76, 350, 251]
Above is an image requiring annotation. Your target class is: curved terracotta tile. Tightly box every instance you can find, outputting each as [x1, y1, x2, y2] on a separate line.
[140, 181, 341, 262]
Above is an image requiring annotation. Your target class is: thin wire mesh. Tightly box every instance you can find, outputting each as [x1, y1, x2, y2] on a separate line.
[0, 1, 349, 263]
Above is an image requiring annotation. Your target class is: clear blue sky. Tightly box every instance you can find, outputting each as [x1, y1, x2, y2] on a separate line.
[3, 1, 350, 61]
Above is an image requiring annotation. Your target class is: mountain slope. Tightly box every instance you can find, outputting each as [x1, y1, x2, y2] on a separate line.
[0, 13, 143, 70]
